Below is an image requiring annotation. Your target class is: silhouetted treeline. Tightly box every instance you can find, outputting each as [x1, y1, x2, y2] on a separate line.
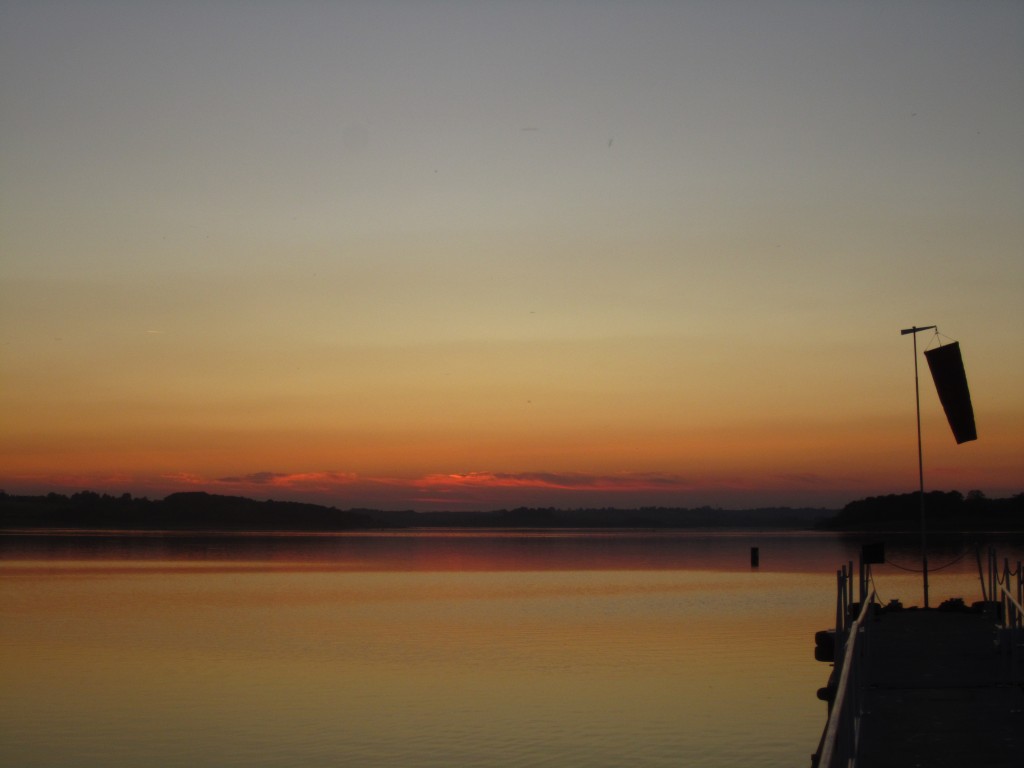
[0, 491, 376, 531]
[3, 489, 1020, 532]
[0, 490, 832, 530]
[369, 505, 833, 529]
[822, 490, 1024, 531]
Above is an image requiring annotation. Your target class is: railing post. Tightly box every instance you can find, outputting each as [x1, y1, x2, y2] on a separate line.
[1011, 561, 1019, 626]
[841, 566, 850, 634]
[990, 548, 995, 603]
[990, 547, 997, 606]
[1011, 561, 1019, 684]
[848, 560, 855, 610]
[977, 548, 988, 602]
[836, 570, 843, 639]
[1006, 559, 1012, 623]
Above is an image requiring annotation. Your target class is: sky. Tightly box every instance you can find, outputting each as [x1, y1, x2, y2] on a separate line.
[2, 0, 1022, 511]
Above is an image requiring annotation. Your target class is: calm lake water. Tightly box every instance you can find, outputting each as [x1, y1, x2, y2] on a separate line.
[1, 530, 1019, 768]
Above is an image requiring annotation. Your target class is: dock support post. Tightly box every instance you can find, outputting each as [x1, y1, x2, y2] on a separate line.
[977, 547, 988, 602]
[990, 547, 996, 609]
[1011, 561, 1019, 618]
[848, 561, 855, 609]
[836, 570, 844, 637]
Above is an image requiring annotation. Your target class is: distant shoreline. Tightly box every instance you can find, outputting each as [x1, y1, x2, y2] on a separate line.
[2, 488, 1022, 533]
[2, 489, 833, 531]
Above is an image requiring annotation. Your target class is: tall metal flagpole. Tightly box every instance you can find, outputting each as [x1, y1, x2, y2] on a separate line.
[901, 325, 936, 608]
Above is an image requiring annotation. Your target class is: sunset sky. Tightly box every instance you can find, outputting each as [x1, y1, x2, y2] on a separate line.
[2, 1, 1022, 511]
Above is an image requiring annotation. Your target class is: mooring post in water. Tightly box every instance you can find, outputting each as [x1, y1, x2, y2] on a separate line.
[750, 546, 759, 568]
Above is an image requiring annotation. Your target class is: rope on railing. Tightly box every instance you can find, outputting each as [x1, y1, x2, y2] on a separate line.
[868, 569, 885, 605]
[994, 564, 1023, 628]
[994, 560, 1022, 586]
[884, 548, 972, 573]
[987, 551, 1023, 685]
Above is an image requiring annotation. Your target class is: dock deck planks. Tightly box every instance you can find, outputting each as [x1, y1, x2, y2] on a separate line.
[856, 609, 1024, 768]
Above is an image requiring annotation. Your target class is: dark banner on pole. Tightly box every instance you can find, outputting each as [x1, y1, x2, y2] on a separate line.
[924, 342, 977, 444]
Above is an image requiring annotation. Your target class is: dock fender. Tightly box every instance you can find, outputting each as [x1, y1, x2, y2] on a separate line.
[814, 629, 836, 662]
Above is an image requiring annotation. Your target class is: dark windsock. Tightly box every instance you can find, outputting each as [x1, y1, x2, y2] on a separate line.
[924, 342, 976, 444]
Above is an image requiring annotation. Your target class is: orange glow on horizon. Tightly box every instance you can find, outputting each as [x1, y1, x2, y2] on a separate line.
[3, 401, 1022, 509]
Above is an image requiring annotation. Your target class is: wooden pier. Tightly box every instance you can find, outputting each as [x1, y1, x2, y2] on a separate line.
[855, 608, 1023, 767]
[812, 553, 1024, 768]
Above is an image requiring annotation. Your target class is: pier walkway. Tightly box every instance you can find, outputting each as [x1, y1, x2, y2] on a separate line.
[812, 551, 1024, 768]
[856, 608, 1023, 767]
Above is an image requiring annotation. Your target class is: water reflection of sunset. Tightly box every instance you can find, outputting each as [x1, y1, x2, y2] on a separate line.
[3, 530, 858, 573]
[4, 530, 1018, 587]
[5, 530, 1018, 766]
[2, 562, 827, 767]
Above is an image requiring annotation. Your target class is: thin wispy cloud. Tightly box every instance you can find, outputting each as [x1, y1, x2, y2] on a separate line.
[216, 471, 360, 491]
[159, 473, 208, 486]
[415, 471, 698, 493]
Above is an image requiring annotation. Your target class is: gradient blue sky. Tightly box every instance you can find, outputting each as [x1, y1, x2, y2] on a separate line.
[2, 1, 1022, 509]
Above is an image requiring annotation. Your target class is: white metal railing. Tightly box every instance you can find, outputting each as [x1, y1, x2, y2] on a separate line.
[812, 561, 876, 768]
